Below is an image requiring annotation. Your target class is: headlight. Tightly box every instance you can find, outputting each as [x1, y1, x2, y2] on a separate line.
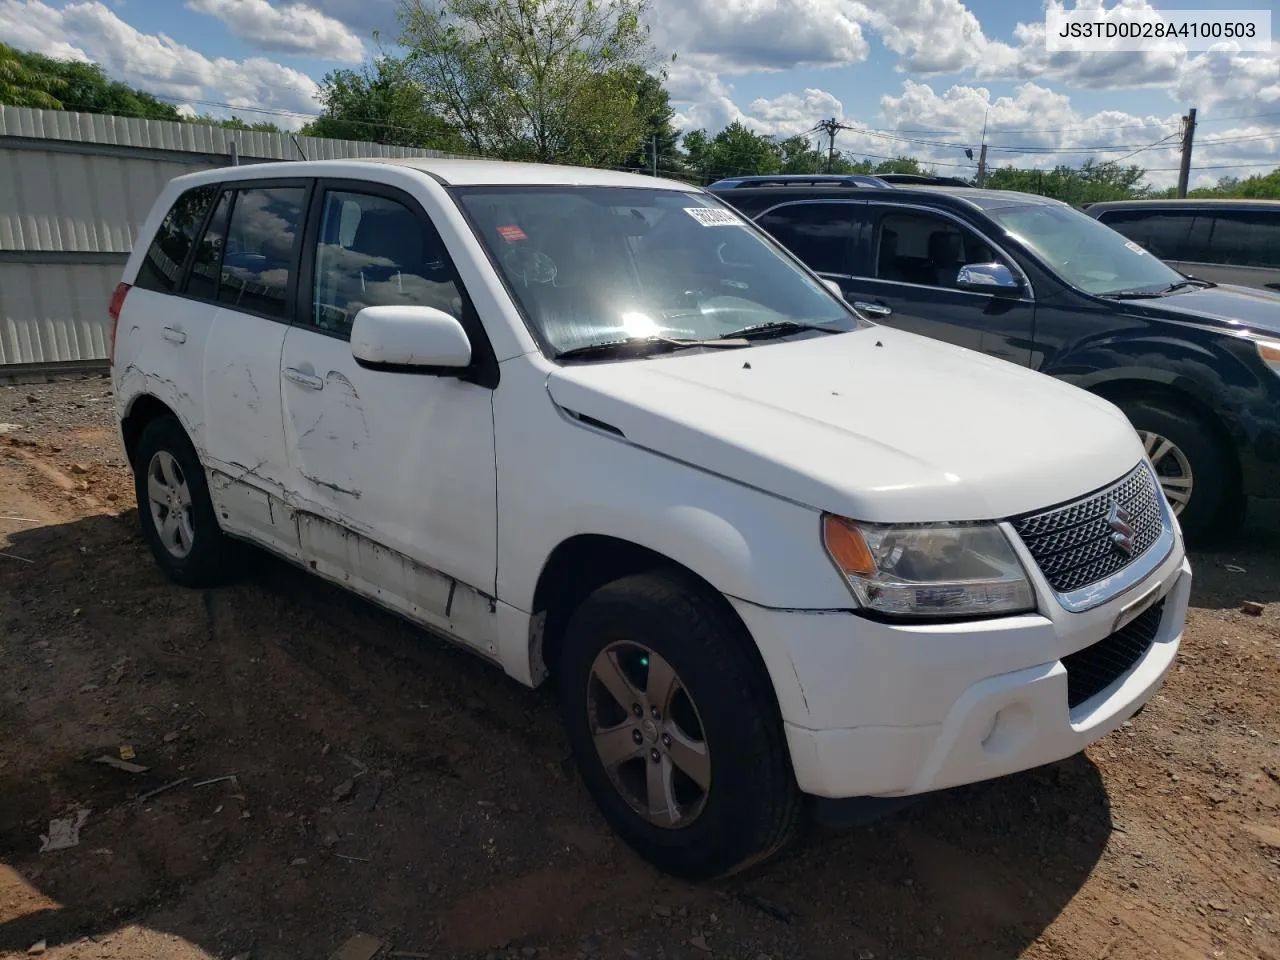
[1257, 338, 1280, 376]
[822, 516, 1036, 619]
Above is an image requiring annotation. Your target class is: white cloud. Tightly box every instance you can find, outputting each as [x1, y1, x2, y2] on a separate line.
[0, 0, 322, 127]
[850, 0, 1018, 75]
[185, 0, 366, 62]
[650, 0, 869, 74]
[1176, 44, 1280, 111]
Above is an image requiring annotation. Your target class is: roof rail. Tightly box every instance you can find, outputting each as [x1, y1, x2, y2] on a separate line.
[874, 173, 973, 187]
[707, 174, 891, 189]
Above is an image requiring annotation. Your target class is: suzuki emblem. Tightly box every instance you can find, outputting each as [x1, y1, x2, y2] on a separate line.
[1107, 501, 1135, 556]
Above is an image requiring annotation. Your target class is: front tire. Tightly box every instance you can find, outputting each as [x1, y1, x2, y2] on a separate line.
[134, 415, 240, 587]
[1114, 398, 1242, 544]
[557, 570, 800, 880]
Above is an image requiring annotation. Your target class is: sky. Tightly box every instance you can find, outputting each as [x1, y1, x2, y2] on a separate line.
[1, 0, 1277, 188]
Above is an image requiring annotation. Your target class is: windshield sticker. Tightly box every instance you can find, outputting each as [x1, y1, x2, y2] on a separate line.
[1124, 240, 1147, 256]
[496, 224, 527, 242]
[684, 207, 742, 227]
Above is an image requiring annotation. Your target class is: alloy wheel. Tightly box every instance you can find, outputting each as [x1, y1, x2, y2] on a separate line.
[586, 641, 711, 828]
[1139, 429, 1194, 516]
[147, 449, 195, 559]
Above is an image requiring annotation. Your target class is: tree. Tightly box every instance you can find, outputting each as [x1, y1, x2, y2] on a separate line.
[397, 0, 659, 165]
[301, 55, 465, 150]
[987, 159, 1148, 204]
[196, 114, 285, 134]
[618, 66, 681, 173]
[681, 122, 781, 182]
[0, 43, 64, 109]
[777, 134, 822, 174]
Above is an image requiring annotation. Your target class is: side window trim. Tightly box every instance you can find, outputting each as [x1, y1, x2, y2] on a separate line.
[136, 183, 220, 295]
[294, 177, 500, 389]
[175, 184, 223, 294]
[859, 201, 1035, 299]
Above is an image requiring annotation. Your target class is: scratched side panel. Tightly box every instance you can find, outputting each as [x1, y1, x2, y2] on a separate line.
[297, 511, 500, 659]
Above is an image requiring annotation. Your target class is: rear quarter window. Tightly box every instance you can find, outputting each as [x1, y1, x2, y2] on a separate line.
[134, 186, 218, 293]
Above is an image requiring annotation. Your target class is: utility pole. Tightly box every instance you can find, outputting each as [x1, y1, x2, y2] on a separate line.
[816, 117, 841, 173]
[1176, 107, 1197, 198]
[975, 107, 989, 187]
[650, 135, 658, 177]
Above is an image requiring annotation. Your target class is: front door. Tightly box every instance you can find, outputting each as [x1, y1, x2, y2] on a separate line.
[848, 205, 1037, 366]
[279, 182, 498, 650]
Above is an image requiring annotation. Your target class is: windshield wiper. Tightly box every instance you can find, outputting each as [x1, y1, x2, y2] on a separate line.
[1163, 278, 1214, 293]
[555, 335, 750, 362]
[1098, 289, 1164, 300]
[716, 320, 838, 340]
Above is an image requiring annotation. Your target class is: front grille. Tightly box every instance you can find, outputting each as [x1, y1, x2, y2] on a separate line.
[1010, 464, 1165, 594]
[1062, 600, 1164, 709]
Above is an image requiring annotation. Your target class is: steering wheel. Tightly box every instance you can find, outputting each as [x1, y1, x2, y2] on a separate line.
[503, 246, 558, 285]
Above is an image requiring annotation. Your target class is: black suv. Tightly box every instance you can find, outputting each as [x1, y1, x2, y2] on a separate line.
[710, 182, 1280, 541]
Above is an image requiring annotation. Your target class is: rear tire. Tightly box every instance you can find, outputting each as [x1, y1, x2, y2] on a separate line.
[134, 415, 240, 587]
[557, 569, 801, 880]
[1114, 398, 1242, 544]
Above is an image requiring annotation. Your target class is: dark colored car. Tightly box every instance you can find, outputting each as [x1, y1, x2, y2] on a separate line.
[710, 183, 1280, 541]
[1085, 199, 1280, 293]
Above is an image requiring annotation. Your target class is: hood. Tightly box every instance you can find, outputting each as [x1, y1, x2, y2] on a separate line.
[1138, 283, 1280, 337]
[546, 326, 1147, 524]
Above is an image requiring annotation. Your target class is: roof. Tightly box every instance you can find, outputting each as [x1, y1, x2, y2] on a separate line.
[165, 156, 699, 191]
[708, 174, 890, 189]
[707, 182, 1068, 215]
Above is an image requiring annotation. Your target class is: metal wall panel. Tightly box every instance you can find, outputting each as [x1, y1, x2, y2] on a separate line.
[0, 105, 466, 365]
[0, 261, 121, 364]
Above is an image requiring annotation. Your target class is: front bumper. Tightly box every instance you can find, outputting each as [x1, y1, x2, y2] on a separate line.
[731, 535, 1190, 800]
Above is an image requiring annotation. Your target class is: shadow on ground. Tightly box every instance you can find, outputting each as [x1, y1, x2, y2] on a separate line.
[0, 511, 1117, 959]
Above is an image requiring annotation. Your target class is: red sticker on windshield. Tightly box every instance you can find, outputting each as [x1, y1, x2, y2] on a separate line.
[497, 224, 527, 242]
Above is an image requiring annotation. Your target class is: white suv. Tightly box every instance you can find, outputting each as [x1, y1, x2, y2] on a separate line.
[110, 158, 1191, 879]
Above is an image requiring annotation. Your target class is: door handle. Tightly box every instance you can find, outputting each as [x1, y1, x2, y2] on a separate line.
[284, 367, 324, 391]
[853, 301, 893, 317]
[161, 326, 186, 344]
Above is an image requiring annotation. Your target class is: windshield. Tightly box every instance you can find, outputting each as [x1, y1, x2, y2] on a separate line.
[987, 203, 1185, 296]
[453, 186, 863, 355]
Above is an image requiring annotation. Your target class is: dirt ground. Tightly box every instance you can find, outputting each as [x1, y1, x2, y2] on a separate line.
[1, 377, 1278, 960]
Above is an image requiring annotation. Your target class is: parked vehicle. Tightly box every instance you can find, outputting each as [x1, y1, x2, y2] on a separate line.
[1086, 198, 1280, 292]
[711, 182, 1280, 542]
[113, 159, 1190, 880]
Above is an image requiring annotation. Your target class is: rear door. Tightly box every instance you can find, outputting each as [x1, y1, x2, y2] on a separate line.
[847, 204, 1037, 365]
[118, 184, 222, 447]
[197, 180, 311, 557]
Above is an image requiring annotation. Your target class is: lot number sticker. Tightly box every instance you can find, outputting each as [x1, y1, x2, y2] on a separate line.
[685, 207, 743, 226]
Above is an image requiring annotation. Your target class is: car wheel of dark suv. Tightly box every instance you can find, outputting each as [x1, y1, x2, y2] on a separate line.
[1116, 398, 1242, 544]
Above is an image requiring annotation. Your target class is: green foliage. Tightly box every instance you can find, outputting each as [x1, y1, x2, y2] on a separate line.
[0, 43, 65, 109]
[986, 158, 1149, 204]
[300, 55, 465, 149]
[0, 44, 181, 119]
[1175, 168, 1280, 199]
[617, 66, 681, 172]
[398, 0, 659, 166]
[196, 114, 285, 133]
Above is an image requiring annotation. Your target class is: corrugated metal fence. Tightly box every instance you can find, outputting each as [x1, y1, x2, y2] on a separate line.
[0, 105, 461, 369]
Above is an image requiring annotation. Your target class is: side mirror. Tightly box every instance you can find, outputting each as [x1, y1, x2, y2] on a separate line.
[820, 278, 844, 298]
[350, 305, 472, 372]
[956, 262, 1021, 292]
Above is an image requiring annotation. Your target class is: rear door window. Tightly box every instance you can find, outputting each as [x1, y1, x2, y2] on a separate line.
[1205, 211, 1280, 269]
[184, 190, 232, 302]
[755, 202, 857, 274]
[216, 186, 308, 320]
[135, 185, 218, 293]
[1096, 210, 1196, 260]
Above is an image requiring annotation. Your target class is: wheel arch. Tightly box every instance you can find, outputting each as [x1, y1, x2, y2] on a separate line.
[1085, 376, 1241, 491]
[120, 393, 181, 471]
[529, 534, 774, 696]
